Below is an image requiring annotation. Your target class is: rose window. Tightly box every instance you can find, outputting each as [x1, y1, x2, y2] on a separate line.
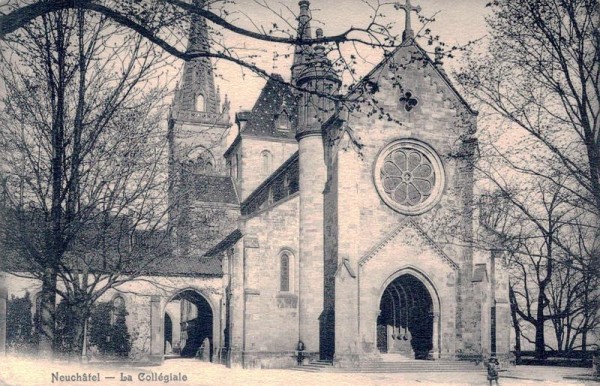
[374, 140, 445, 215]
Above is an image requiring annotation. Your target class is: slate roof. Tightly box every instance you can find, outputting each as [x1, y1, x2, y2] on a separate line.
[179, 171, 239, 205]
[0, 233, 223, 277]
[141, 255, 223, 276]
[0, 208, 226, 277]
[238, 74, 297, 140]
[204, 229, 243, 257]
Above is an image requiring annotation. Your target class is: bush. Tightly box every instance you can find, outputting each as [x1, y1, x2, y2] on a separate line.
[55, 299, 85, 354]
[88, 301, 131, 358]
[6, 292, 35, 352]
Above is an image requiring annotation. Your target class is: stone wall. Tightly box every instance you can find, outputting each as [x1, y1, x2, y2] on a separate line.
[0, 273, 224, 362]
[229, 194, 300, 368]
[230, 137, 297, 201]
[170, 120, 231, 175]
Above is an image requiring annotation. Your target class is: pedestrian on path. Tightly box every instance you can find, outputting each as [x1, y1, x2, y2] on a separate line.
[487, 356, 500, 386]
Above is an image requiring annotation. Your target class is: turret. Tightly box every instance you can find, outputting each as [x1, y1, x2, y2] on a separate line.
[295, 27, 341, 137]
[294, 16, 341, 358]
[291, 0, 313, 85]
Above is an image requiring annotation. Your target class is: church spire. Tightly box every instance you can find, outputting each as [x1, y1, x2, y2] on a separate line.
[187, 0, 211, 54]
[291, 0, 313, 85]
[171, 0, 221, 117]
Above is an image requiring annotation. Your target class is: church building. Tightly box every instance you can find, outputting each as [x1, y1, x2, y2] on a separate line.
[0, 0, 511, 369]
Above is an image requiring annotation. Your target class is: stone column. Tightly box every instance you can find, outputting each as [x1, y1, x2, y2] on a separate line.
[228, 240, 245, 368]
[0, 286, 7, 356]
[297, 133, 326, 359]
[432, 312, 440, 359]
[149, 295, 163, 363]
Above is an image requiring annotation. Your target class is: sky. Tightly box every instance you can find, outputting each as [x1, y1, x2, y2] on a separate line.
[185, 0, 491, 116]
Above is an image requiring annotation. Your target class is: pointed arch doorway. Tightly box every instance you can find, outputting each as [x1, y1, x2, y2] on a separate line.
[377, 272, 438, 359]
[163, 289, 213, 360]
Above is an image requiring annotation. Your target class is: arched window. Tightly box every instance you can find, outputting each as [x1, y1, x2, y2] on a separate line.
[280, 253, 290, 292]
[189, 147, 214, 173]
[261, 150, 272, 175]
[197, 154, 215, 173]
[231, 153, 239, 179]
[195, 94, 205, 112]
[276, 110, 290, 131]
[110, 296, 125, 326]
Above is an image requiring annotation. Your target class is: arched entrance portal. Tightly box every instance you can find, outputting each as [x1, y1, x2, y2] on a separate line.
[377, 274, 434, 359]
[164, 290, 213, 360]
[164, 313, 173, 354]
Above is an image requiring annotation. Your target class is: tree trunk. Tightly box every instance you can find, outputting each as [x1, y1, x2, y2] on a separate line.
[534, 290, 547, 359]
[508, 284, 521, 356]
[38, 269, 56, 357]
[70, 311, 86, 360]
[534, 323, 545, 358]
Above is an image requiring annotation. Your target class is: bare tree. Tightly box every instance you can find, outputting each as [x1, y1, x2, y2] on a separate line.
[459, 0, 599, 216]
[0, 0, 466, 103]
[547, 217, 600, 353]
[0, 8, 172, 356]
[457, 0, 599, 358]
[0, 0, 478, 358]
[478, 171, 599, 358]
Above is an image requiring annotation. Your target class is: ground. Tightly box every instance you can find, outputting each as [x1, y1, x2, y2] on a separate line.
[0, 356, 595, 386]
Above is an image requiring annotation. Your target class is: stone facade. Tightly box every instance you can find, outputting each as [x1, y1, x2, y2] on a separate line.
[0, 0, 511, 369]
[226, 136, 297, 202]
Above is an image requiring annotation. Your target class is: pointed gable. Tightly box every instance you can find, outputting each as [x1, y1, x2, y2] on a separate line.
[348, 40, 477, 117]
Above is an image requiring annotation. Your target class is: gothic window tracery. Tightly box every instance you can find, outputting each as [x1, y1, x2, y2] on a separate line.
[230, 153, 238, 179]
[280, 252, 292, 292]
[399, 91, 419, 112]
[187, 147, 215, 173]
[197, 155, 214, 173]
[374, 139, 445, 215]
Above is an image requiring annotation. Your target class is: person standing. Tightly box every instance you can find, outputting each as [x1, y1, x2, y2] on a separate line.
[487, 357, 500, 385]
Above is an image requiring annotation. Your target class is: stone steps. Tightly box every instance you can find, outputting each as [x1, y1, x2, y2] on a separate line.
[293, 358, 483, 373]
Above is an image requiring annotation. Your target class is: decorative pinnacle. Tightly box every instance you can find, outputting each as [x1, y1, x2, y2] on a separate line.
[297, 0, 312, 40]
[395, 0, 421, 42]
[314, 28, 325, 53]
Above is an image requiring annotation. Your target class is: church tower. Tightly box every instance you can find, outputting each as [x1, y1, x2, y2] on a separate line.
[295, 0, 342, 360]
[167, 0, 237, 260]
[168, 0, 230, 174]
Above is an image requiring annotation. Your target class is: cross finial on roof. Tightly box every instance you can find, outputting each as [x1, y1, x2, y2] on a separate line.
[395, 0, 421, 42]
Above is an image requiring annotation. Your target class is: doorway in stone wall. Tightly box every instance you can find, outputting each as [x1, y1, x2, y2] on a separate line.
[377, 273, 434, 360]
[163, 290, 213, 360]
